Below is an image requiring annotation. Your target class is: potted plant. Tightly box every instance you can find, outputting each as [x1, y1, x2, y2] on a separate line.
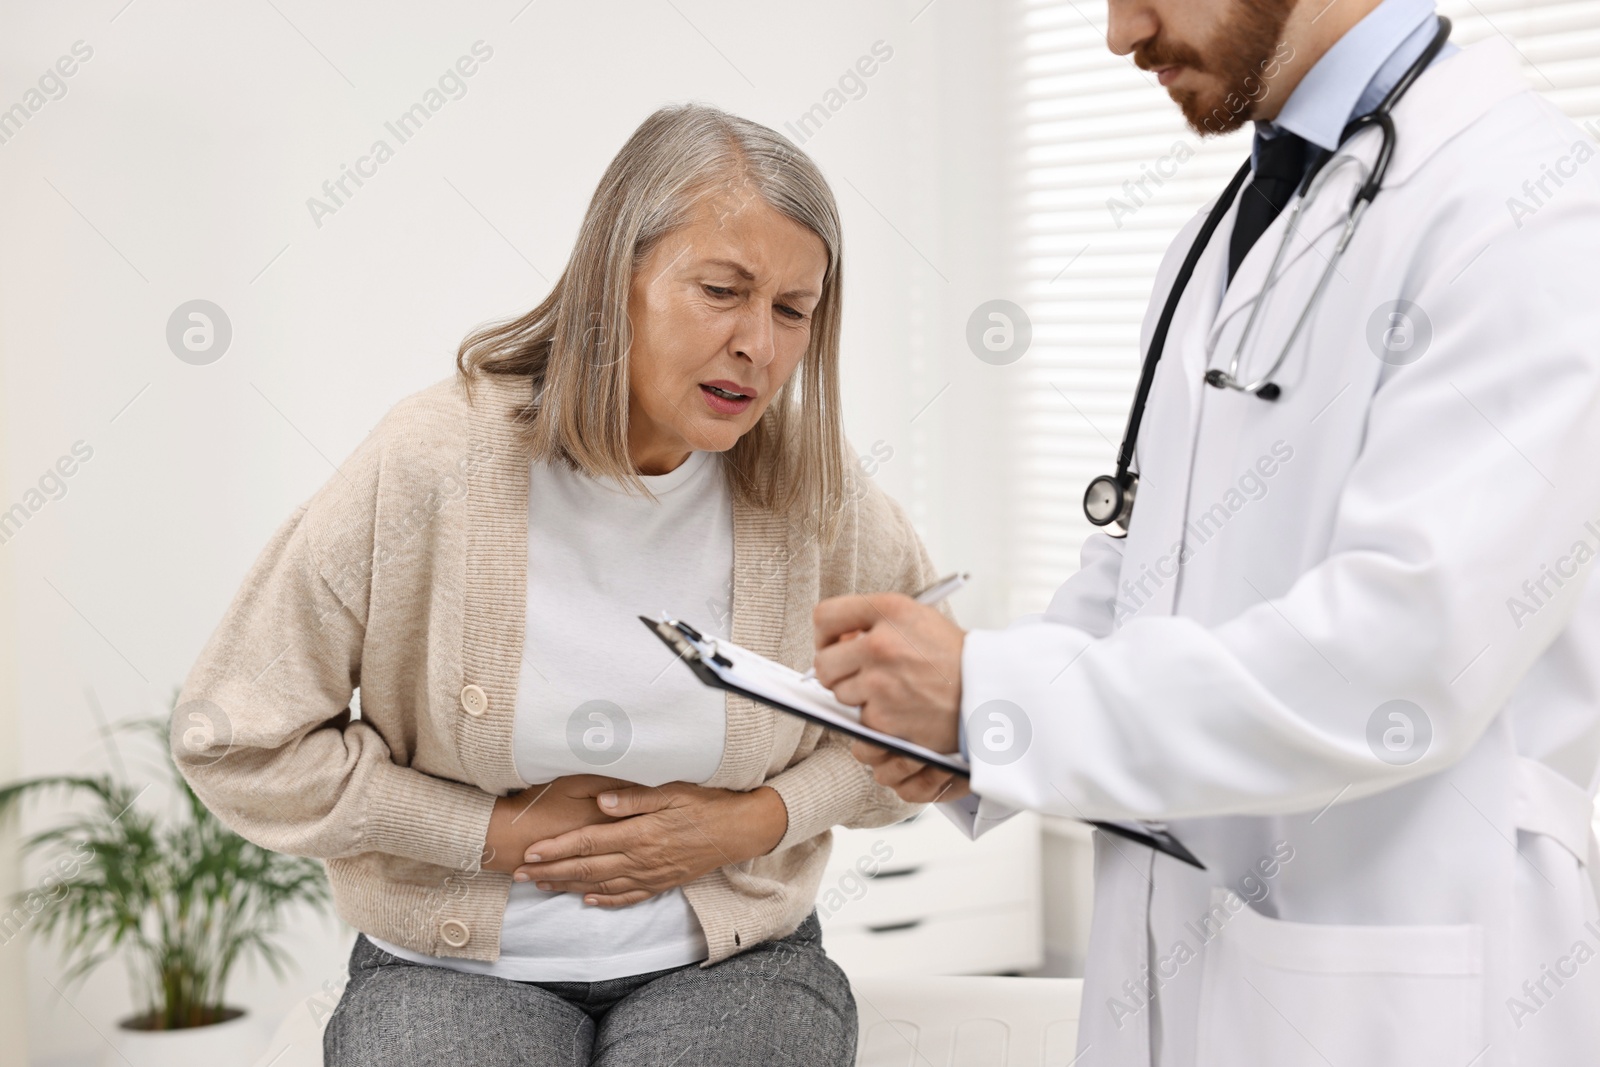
[0, 689, 331, 1067]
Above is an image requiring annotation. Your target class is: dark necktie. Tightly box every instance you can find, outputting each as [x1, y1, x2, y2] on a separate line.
[1228, 130, 1308, 283]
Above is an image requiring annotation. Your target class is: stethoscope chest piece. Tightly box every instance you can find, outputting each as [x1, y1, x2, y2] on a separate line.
[1084, 472, 1137, 536]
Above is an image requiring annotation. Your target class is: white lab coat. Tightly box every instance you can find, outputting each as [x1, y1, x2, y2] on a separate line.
[947, 39, 1600, 1067]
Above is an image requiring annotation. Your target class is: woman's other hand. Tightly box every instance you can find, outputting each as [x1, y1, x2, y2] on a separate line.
[512, 783, 788, 907]
[481, 774, 631, 874]
[849, 739, 971, 804]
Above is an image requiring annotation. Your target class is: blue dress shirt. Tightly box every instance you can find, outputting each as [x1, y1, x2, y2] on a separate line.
[1255, 0, 1460, 171]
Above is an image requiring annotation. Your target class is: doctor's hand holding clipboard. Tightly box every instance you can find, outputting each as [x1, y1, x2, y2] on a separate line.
[809, 587, 976, 805]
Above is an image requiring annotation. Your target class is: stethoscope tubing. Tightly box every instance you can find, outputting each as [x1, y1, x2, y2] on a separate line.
[1111, 159, 1253, 483]
[1083, 17, 1452, 533]
[1211, 153, 1376, 395]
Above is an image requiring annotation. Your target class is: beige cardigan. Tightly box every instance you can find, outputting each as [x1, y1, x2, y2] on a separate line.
[173, 371, 933, 965]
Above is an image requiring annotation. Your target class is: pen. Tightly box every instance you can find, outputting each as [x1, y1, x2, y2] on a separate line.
[799, 572, 970, 682]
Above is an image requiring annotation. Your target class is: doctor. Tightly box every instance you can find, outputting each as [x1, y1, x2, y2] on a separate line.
[811, 0, 1600, 1064]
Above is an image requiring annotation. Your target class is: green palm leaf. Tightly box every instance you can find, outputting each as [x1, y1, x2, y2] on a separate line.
[0, 689, 332, 1030]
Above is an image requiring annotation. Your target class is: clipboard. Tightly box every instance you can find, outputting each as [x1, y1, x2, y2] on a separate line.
[640, 613, 1206, 870]
[640, 614, 970, 776]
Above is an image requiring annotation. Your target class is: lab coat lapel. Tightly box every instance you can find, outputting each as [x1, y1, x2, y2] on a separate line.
[1113, 214, 1232, 624]
[1205, 149, 1367, 358]
[1208, 36, 1530, 351]
[1114, 134, 1365, 626]
[1113, 118, 1376, 627]
[1385, 37, 1531, 186]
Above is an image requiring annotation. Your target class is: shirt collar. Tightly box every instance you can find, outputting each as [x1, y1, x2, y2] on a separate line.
[1258, 0, 1440, 154]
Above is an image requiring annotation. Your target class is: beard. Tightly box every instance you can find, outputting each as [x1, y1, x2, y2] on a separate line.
[1133, 0, 1298, 136]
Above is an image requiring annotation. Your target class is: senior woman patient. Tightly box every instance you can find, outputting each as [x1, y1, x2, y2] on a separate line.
[172, 103, 941, 1067]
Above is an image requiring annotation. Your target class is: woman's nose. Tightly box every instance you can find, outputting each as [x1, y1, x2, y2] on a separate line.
[731, 303, 777, 367]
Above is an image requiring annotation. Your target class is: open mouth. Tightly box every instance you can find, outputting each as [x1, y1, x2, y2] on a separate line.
[699, 381, 757, 415]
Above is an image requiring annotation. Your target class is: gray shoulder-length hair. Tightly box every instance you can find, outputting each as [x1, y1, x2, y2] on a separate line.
[456, 102, 848, 541]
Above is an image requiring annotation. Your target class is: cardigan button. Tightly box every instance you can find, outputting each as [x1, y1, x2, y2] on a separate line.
[459, 684, 488, 717]
[440, 919, 471, 947]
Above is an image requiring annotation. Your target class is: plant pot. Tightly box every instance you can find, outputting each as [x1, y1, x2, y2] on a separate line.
[103, 1007, 265, 1067]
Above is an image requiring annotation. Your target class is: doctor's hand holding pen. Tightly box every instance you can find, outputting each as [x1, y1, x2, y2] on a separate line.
[810, 574, 974, 805]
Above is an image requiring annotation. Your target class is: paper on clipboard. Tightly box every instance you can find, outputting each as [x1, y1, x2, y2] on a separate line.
[639, 613, 972, 778]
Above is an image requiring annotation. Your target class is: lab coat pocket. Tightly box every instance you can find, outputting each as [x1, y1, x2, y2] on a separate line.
[1194, 889, 1483, 1067]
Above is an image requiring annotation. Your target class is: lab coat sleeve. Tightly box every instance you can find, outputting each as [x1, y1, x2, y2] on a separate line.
[939, 528, 1128, 837]
[959, 175, 1600, 822]
[937, 791, 1025, 839]
[1041, 530, 1127, 637]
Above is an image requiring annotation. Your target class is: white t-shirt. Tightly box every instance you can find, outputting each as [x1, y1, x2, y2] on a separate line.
[371, 449, 733, 981]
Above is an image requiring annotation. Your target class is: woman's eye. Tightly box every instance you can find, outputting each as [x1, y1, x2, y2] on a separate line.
[703, 285, 736, 298]
[776, 304, 806, 321]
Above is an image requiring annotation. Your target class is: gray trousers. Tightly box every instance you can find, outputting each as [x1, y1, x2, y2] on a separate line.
[324, 911, 857, 1066]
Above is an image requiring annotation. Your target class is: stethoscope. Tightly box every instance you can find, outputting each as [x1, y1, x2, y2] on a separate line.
[1082, 17, 1452, 536]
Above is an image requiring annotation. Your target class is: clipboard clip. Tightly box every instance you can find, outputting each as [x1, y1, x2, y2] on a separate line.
[649, 613, 731, 667]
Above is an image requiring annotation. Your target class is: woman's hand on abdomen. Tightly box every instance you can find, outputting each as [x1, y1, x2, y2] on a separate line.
[510, 782, 789, 907]
[480, 774, 632, 874]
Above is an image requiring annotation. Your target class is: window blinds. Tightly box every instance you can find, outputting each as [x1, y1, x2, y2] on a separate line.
[1007, 0, 1600, 618]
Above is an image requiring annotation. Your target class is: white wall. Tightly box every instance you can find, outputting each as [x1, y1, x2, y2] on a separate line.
[0, 298, 28, 1067]
[0, 1, 1013, 1062]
